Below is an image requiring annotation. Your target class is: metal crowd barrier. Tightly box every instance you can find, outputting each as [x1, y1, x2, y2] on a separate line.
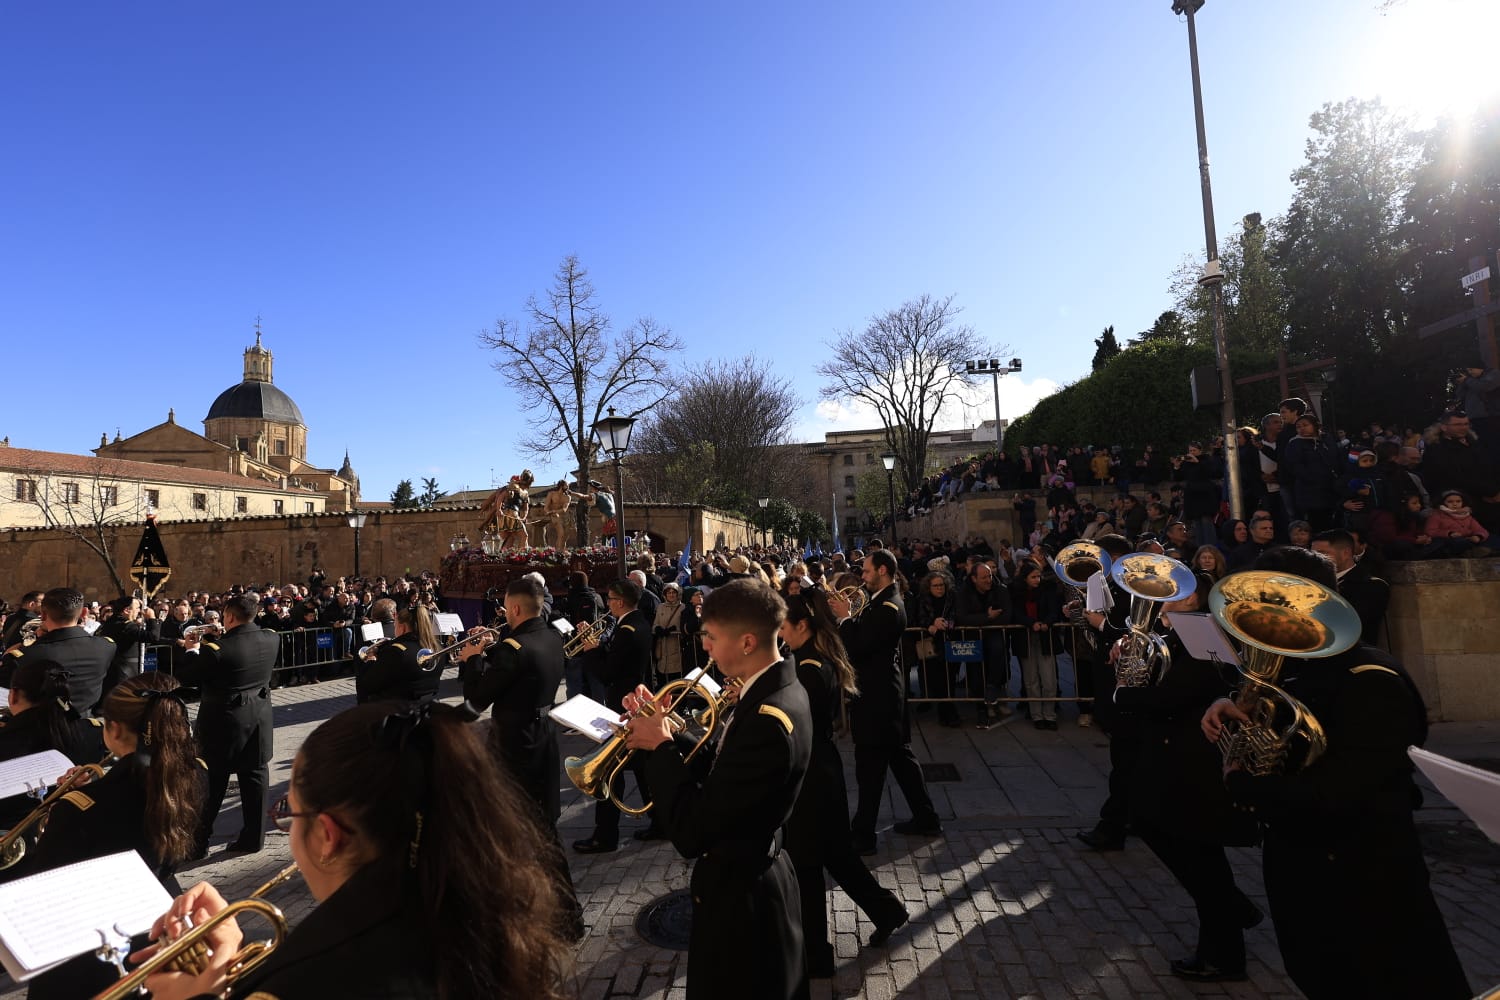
[901, 623, 1095, 706]
[141, 627, 349, 680]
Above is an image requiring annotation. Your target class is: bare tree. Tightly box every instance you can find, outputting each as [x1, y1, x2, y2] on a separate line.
[478, 256, 682, 545]
[817, 294, 1002, 493]
[20, 459, 151, 595]
[630, 356, 802, 510]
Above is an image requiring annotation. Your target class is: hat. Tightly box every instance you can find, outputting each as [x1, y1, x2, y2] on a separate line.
[1441, 489, 1466, 503]
[926, 555, 951, 572]
[1357, 449, 1376, 458]
[728, 555, 751, 574]
[663, 581, 681, 593]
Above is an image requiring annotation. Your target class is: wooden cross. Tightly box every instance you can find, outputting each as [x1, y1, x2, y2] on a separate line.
[1418, 252, 1500, 370]
[1234, 348, 1338, 401]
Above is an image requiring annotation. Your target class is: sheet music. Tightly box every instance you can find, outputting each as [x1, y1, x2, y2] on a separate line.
[0, 751, 74, 801]
[1410, 747, 1500, 844]
[551, 618, 575, 635]
[360, 622, 386, 642]
[1166, 612, 1241, 665]
[682, 665, 723, 699]
[0, 851, 171, 980]
[432, 613, 465, 635]
[549, 695, 621, 744]
[1085, 571, 1113, 614]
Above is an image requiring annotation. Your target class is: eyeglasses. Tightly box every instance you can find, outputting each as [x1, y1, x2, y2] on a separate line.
[269, 795, 311, 832]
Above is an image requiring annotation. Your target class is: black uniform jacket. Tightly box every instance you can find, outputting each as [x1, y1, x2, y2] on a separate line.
[1, 625, 116, 716]
[588, 608, 650, 709]
[1225, 644, 1427, 844]
[0, 611, 38, 651]
[359, 637, 440, 705]
[462, 615, 565, 821]
[0, 710, 106, 826]
[194, 622, 280, 764]
[782, 650, 852, 864]
[645, 658, 813, 1000]
[96, 615, 163, 692]
[839, 586, 907, 746]
[225, 861, 435, 1000]
[1338, 561, 1390, 646]
[1113, 630, 1255, 846]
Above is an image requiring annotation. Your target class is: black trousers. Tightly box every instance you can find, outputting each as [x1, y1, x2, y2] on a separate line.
[592, 753, 652, 844]
[1096, 731, 1140, 839]
[850, 741, 937, 840]
[1138, 824, 1251, 971]
[196, 740, 269, 850]
[794, 847, 903, 971]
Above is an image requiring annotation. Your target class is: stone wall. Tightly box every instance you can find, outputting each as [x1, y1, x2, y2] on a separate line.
[1387, 559, 1500, 722]
[0, 502, 756, 600]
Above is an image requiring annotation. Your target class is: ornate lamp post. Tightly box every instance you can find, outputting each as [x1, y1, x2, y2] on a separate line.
[345, 511, 368, 578]
[592, 407, 637, 578]
[757, 497, 770, 548]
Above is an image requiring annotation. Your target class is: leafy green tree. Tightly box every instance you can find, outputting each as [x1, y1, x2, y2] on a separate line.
[390, 479, 417, 509]
[794, 509, 829, 546]
[1130, 310, 1189, 346]
[853, 466, 895, 529]
[1091, 325, 1121, 371]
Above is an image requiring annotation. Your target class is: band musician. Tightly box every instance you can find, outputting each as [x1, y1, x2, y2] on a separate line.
[624, 579, 813, 1000]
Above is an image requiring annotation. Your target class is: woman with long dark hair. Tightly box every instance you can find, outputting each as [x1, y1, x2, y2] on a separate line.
[143, 701, 569, 1000]
[780, 590, 908, 978]
[357, 603, 440, 705]
[4, 672, 204, 999]
[0, 658, 105, 767]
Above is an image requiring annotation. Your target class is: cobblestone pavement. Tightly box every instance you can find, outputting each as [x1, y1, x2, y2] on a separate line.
[10, 676, 1498, 999]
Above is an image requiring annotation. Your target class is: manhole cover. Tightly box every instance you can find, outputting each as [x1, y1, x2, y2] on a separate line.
[922, 762, 961, 782]
[1462, 758, 1500, 775]
[636, 889, 694, 950]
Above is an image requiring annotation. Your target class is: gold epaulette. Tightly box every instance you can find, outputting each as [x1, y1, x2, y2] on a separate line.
[759, 704, 794, 734]
[1351, 664, 1399, 678]
[203, 642, 220, 651]
[61, 790, 94, 811]
[619, 624, 636, 632]
[882, 601, 899, 611]
[101, 636, 116, 644]
[391, 643, 407, 652]
[798, 658, 822, 669]
[244, 993, 280, 1000]
[503, 638, 522, 650]
[88, 718, 104, 728]
[195, 757, 208, 770]
[3, 649, 21, 660]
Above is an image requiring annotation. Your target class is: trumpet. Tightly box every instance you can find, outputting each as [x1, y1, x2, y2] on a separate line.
[417, 623, 507, 669]
[356, 636, 391, 662]
[182, 623, 223, 641]
[151, 863, 301, 981]
[92, 897, 288, 1000]
[0, 753, 112, 869]
[565, 665, 730, 816]
[562, 614, 616, 657]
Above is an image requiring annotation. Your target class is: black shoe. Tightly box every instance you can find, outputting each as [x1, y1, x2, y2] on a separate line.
[1033, 719, 1048, 730]
[868, 905, 910, 947]
[572, 837, 618, 855]
[1075, 828, 1125, 851]
[187, 843, 209, 862]
[1042, 719, 1058, 731]
[892, 818, 943, 837]
[633, 825, 668, 842]
[1170, 957, 1246, 982]
[224, 839, 263, 854]
[851, 836, 877, 857]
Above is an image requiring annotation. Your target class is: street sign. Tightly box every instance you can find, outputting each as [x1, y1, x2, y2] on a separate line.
[1462, 266, 1491, 290]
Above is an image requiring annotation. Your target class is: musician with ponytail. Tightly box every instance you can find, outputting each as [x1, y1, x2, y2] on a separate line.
[357, 602, 440, 705]
[144, 701, 571, 1000]
[2, 672, 205, 999]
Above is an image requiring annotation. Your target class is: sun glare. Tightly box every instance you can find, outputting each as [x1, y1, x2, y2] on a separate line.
[1358, 0, 1500, 121]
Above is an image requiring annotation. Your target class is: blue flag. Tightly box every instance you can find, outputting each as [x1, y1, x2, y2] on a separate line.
[676, 537, 693, 586]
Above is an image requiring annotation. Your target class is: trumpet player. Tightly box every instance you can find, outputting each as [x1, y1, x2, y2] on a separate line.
[0, 591, 42, 651]
[458, 577, 585, 940]
[356, 604, 440, 706]
[0, 672, 205, 1000]
[96, 595, 162, 696]
[138, 703, 572, 1000]
[573, 579, 657, 852]
[622, 579, 813, 1000]
[1200, 547, 1469, 1000]
[0, 588, 115, 718]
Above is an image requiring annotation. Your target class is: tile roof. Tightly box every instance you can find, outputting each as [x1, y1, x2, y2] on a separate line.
[0, 446, 308, 493]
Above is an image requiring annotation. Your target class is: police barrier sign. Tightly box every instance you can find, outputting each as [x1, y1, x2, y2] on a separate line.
[944, 639, 983, 662]
[315, 632, 334, 650]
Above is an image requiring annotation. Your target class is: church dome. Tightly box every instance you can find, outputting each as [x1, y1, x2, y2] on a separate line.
[205, 381, 305, 425]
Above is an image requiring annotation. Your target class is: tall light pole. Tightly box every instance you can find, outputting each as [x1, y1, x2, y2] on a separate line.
[757, 496, 770, 548]
[592, 407, 637, 578]
[961, 358, 1023, 453]
[345, 511, 367, 578]
[881, 453, 898, 546]
[1173, 0, 1244, 521]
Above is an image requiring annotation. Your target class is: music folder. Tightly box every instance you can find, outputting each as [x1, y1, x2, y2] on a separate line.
[360, 622, 386, 642]
[432, 613, 465, 636]
[0, 850, 171, 981]
[549, 695, 621, 744]
[0, 750, 75, 801]
[1410, 747, 1500, 844]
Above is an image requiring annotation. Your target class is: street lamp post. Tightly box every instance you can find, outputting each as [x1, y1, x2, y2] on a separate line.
[345, 511, 368, 578]
[757, 497, 770, 548]
[1172, 0, 1243, 521]
[592, 407, 637, 579]
[961, 358, 1023, 453]
[881, 454, 898, 546]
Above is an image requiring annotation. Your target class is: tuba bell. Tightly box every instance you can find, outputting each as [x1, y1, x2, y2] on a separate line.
[1109, 552, 1197, 688]
[1209, 570, 1361, 776]
[1051, 541, 1111, 633]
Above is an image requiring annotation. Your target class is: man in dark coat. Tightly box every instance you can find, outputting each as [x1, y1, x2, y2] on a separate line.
[185, 592, 280, 856]
[573, 579, 655, 852]
[1312, 529, 1390, 646]
[0, 591, 42, 650]
[832, 549, 940, 855]
[953, 562, 1011, 727]
[1202, 547, 1470, 1000]
[460, 576, 583, 939]
[626, 579, 813, 1000]
[95, 596, 162, 697]
[1, 588, 114, 716]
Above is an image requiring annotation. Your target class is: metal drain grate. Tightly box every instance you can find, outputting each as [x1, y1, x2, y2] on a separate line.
[922, 762, 961, 782]
[635, 889, 694, 950]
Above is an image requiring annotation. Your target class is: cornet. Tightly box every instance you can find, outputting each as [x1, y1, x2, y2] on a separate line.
[182, 623, 223, 641]
[19, 618, 41, 647]
[0, 752, 112, 869]
[829, 585, 869, 619]
[562, 614, 615, 657]
[417, 622, 507, 669]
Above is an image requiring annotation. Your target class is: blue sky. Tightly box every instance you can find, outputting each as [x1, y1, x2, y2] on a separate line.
[3, 1, 1495, 503]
